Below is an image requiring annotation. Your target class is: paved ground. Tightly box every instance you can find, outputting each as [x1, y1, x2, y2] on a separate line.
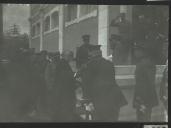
[0, 85, 167, 122]
[119, 86, 166, 122]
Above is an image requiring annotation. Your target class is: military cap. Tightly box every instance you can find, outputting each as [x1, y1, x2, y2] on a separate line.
[82, 34, 90, 40]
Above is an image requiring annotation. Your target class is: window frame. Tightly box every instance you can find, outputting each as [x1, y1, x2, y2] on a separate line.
[51, 10, 59, 31]
[31, 20, 41, 39]
[44, 15, 51, 33]
[43, 6, 59, 35]
[65, 5, 98, 27]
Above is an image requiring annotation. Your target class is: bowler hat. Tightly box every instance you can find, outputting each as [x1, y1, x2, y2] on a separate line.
[82, 34, 90, 40]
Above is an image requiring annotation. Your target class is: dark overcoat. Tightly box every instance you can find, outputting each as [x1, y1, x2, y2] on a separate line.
[47, 59, 76, 121]
[133, 57, 158, 109]
[81, 57, 128, 121]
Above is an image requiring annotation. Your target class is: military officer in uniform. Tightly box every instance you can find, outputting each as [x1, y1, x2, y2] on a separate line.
[133, 42, 158, 122]
[81, 45, 128, 121]
[76, 34, 93, 69]
[110, 13, 132, 64]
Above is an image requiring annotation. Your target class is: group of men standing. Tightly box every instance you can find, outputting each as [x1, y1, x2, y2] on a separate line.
[0, 48, 77, 121]
[0, 29, 168, 122]
[76, 32, 167, 122]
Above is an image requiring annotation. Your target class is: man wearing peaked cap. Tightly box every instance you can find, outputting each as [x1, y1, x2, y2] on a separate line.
[76, 34, 93, 69]
[133, 41, 158, 121]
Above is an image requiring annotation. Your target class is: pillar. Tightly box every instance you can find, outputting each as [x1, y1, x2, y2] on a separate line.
[59, 5, 64, 53]
[98, 5, 109, 58]
[40, 16, 43, 51]
[0, 4, 3, 49]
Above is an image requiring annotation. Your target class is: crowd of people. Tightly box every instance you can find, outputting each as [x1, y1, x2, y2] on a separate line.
[0, 32, 168, 122]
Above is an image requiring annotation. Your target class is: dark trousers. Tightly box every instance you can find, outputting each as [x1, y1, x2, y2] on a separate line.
[92, 105, 120, 122]
[136, 107, 152, 122]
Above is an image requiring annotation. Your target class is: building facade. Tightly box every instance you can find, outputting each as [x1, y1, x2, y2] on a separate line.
[29, 5, 168, 65]
[29, 5, 133, 57]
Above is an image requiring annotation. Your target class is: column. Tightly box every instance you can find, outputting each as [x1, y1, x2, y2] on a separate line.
[0, 4, 3, 48]
[98, 5, 109, 58]
[28, 17, 32, 48]
[59, 5, 64, 53]
[40, 17, 43, 51]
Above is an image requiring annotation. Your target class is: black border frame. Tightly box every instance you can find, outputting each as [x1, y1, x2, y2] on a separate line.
[0, 0, 170, 127]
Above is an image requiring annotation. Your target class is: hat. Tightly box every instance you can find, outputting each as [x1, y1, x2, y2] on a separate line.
[88, 45, 102, 57]
[109, 34, 121, 41]
[82, 34, 90, 40]
[89, 45, 101, 52]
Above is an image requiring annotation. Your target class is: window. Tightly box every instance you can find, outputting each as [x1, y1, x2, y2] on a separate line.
[36, 22, 40, 35]
[32, 25, 36, 37]
[65, 5, 77, 22]
[79, 5, 97, 17]
[44, 16, 50, 32]
[51, 11, 59, 29]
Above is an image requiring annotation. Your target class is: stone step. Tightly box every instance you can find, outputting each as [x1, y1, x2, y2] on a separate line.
[115, 65, 166, 75]
[115, 65, 166, 87]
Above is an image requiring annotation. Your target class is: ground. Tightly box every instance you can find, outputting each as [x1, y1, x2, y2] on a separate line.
[0, 84, 166, 122]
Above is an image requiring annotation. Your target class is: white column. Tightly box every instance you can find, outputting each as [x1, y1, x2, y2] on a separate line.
[59, 5, 64, 53]
[98, 5, 109, 58]
[77, 5, 80, 18]
[40, 19, 43, 51]
[28, 18, 32, 48]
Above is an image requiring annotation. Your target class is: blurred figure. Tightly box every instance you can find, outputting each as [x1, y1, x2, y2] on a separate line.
[133, 43, 158, 122]
[36, 50, 49, 116]
[45, 52, 61, 121]
[9, 48, 33, 121]
[76, 35, 93, 69]
[110, 13, 132, 64]
[159, 60, 168, 121]
[54, 50, 77, 121]
[109, 34, 122, 64]
[81, 45, 128, 121]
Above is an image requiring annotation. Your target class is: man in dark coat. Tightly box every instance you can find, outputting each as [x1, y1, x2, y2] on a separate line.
[45, 52, 62, 121]
[133, 42, 158, 122]
[45, 51, 76, 121]
[76, 34, 93, 69]
[49, 51, 77, 121]
[9, 48, 33, 121]
[81, 45, 128, 121]
[110, 13, 132, 64]
[36, 50, 49, 116]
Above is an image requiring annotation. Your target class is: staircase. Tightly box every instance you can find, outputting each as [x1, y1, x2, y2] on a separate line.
[115, 65, 166, 87]
[115, 65, 166, 121]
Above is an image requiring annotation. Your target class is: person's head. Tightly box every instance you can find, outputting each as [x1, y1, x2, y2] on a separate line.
[109, 34, 121, 49]
[82, 34, 90, 45]
[61, 50, 74, 62]
[88, 45, 102, 59]
[39, 50, 48, 61]
[120, 13, 126, 21]
[49, 51, 60, 62]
